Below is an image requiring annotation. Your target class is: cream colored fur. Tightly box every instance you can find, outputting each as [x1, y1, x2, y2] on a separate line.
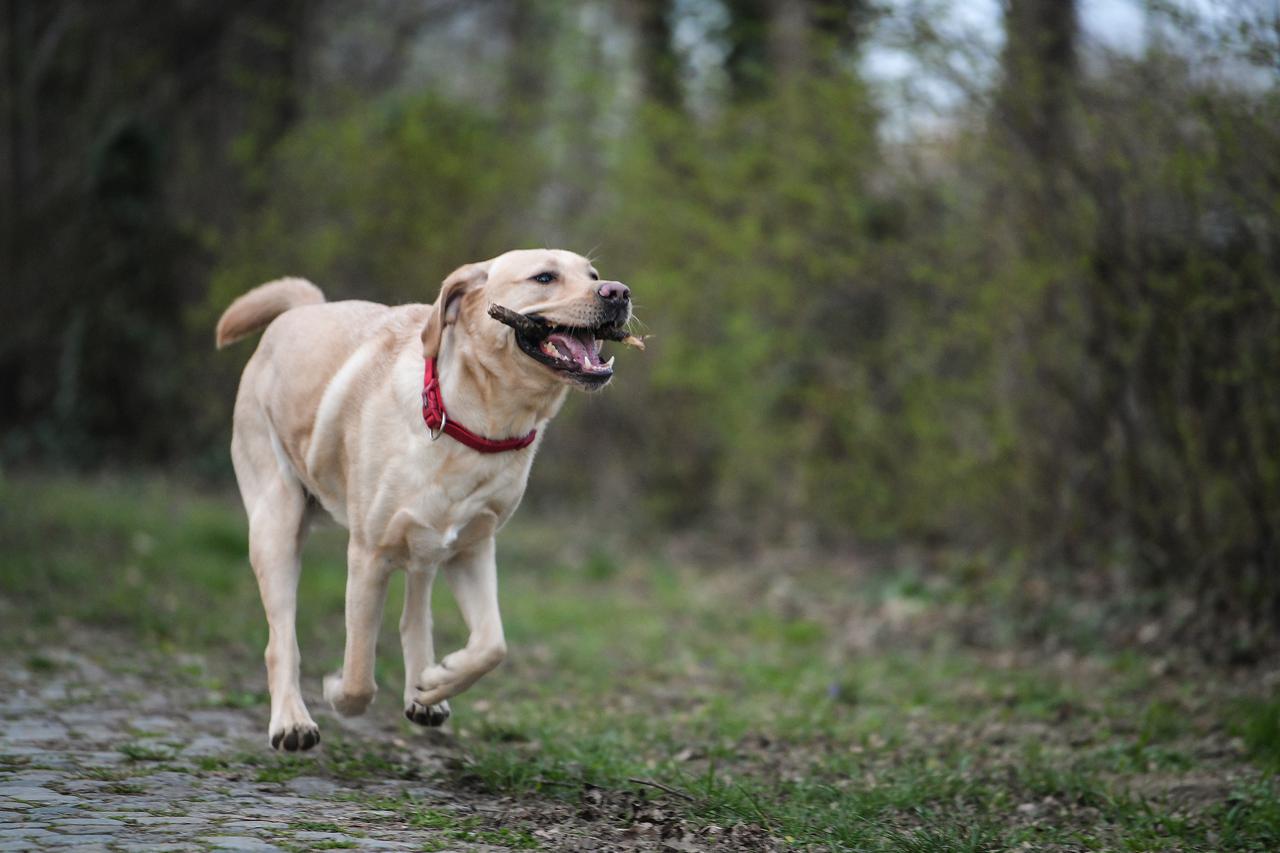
[217, 249, 627, 750]
[215, 277, 325, 349]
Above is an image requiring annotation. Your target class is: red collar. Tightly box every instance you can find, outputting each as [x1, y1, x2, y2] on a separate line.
[422, 357, 537, 453]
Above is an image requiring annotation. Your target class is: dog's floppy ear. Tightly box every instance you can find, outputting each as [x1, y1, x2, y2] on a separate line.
[422, 261, 488, 360]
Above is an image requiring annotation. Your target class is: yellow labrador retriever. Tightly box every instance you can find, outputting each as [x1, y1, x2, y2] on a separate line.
[215, 249, 633, 751]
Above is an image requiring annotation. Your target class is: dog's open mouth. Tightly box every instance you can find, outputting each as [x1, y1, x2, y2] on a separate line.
[488, 304, 624, 387]
[534, 329, 615, 378]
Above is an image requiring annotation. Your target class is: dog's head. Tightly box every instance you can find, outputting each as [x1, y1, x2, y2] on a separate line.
[422, 249, 632, 390]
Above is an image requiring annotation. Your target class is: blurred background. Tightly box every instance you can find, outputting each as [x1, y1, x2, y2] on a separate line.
[1, 0, 1277, 656]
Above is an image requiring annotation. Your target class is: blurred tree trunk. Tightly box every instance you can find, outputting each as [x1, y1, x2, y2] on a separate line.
[807, 0, 863, 52]
[0, 0, 316, 462]
[502, 0, 555, 112]
[2, 0, 17, 283]
[233, 1, 310, 150]
[727, 0, 866, 97]
[1, 0, 17, 286]
[997, 0, 1078, 169]
[791, 0, 866, 76]
[0, 0, 20, 424]
[215, 0, 312, 219]
[991, 0, 1084, 548]
[724, 0, 772, 99]
[630, 0, 679, 106]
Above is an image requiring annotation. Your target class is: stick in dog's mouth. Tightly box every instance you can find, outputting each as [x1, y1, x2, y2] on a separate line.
[487, 303, 646, 351]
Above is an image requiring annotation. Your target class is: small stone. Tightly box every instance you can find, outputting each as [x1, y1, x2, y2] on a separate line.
[128, 835, 203, 845]
[0, 785, 81, 805]
[283, 777, 339, 796]
[51, 817, 126, 832]
[0, 828, 55, 840]
[0, 747, 42, 758]
[1, 721, 69, 742]
[27, 805, 87, 818]
[6, 770, 62, 785]
[44, 835, 119, 847]
[203, 837, 283, 852]
[219, 820, 289, 832]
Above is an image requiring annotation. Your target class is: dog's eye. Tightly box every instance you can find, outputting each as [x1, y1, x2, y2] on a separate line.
[531, 272, 557, 284]
[588, 272, 599, 281]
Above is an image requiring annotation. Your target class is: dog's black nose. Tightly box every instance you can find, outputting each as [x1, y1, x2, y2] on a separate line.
[597, 281, 630, 303]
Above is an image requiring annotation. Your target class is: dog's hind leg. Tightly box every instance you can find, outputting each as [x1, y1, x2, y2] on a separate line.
[232, 389, 319, 752]
[244, 472, 319, 751]
[401, 564, 451, 726]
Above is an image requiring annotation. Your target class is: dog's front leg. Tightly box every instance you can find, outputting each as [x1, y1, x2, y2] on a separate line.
[401, 564, 451, 726]
[323, 540, 392, 717]
[413, 537, 507, 708]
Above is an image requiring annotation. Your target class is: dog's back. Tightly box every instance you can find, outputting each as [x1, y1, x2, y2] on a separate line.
[221, 285, 431, 506]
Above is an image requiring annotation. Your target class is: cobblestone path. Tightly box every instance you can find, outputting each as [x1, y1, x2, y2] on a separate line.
[0, 649, 555, 852]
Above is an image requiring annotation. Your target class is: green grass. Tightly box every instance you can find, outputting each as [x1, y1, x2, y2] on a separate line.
[2, 473, 1278, 851]
[118, 742, 178, 762]
[0, 475, 351, 661]
[390, 802, 538, 849]
[1233, 696, 1280, 772]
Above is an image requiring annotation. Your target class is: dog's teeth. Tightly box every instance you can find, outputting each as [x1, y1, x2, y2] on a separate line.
[580, 354, 592, 370]
[541, 341, 558, 358]
[603, 356, 614, 370]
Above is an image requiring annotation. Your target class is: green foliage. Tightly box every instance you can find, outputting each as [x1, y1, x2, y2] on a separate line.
[3, 2, 1277, 643]
[0, 473, 356, 662]
[209, 92, 543, 311]
[598, 79, 903, 535]
[1232, 696, 1280, 773]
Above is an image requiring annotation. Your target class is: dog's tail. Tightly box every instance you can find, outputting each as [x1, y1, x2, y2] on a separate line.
[215, 277, 325, 349]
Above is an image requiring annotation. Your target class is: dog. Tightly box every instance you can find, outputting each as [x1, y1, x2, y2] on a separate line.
[215, 249, 633, 750]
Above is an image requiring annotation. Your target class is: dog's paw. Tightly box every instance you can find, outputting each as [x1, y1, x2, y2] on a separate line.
[404, 699, 451, 727]
[269, 722, 320, 752]
[323, 671, 376, 717]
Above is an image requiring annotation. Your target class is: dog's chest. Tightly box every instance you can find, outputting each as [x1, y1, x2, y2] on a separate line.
[403, 511, 496, 565]
[383, 462, 527, 565]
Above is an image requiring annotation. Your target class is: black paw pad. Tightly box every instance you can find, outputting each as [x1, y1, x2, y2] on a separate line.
[270, 726, 320, 752]
[405, 702, 450, 727]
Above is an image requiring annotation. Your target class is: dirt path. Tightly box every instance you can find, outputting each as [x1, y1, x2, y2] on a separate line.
[0, 646, 660, 852]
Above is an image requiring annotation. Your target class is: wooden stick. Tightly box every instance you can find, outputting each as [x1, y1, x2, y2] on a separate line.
[488, 303, 646, 351]
[534, 777, 589, 790]
[595, 327, 647, 351]
[487, 303, 550, 338]
[626, 777, 695, 801]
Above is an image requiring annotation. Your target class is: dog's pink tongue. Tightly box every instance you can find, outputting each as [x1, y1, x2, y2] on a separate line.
[546, 331, 600, 366]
